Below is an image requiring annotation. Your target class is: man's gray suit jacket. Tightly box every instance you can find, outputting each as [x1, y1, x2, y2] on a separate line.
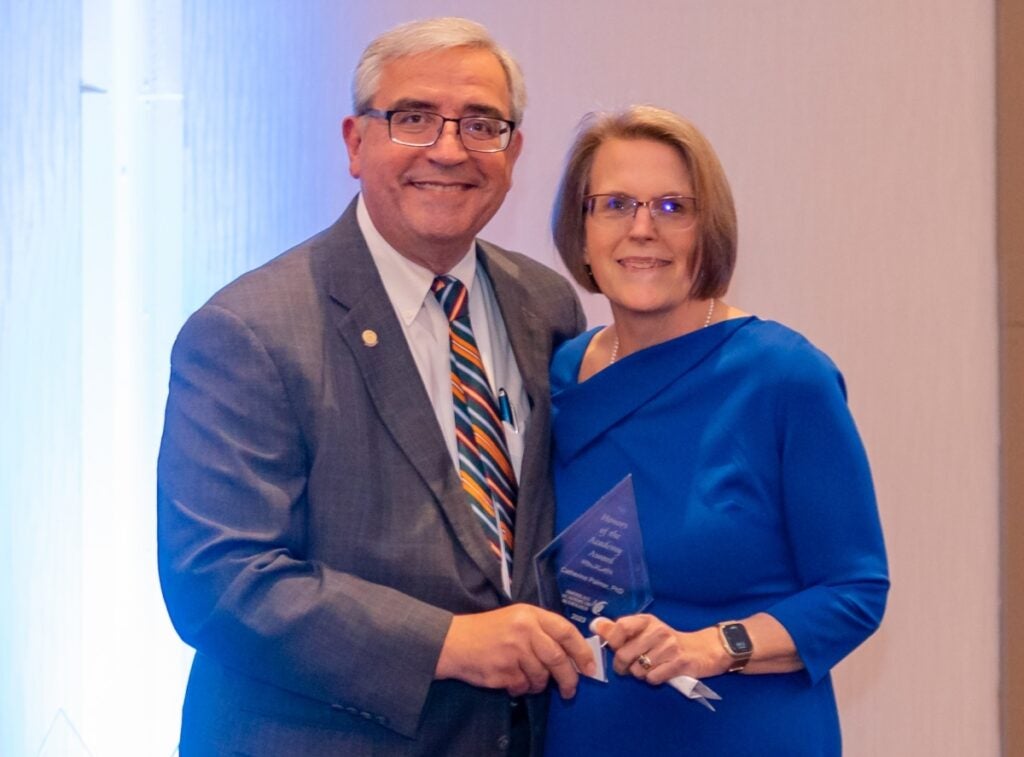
[157, 198, 586, 756]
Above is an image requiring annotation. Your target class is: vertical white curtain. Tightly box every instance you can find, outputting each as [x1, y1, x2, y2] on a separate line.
[2, 2, 355, 753]
[1, 2, 85, 754]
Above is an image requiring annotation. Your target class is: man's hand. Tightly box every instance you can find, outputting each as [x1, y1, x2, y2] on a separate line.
[435, 604, 596, 698]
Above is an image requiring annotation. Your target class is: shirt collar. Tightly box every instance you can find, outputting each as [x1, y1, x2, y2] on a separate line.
[356, 194, 478, 326]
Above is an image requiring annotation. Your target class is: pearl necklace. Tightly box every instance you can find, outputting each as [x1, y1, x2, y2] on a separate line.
[609, 298, 716, 366]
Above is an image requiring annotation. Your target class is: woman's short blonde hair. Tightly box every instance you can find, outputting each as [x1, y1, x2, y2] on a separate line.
[552, 105, 737, 297]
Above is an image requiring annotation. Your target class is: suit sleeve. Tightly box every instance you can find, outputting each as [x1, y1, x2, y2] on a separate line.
[157, 303, 452, 738]
[764, 351, 890, 684]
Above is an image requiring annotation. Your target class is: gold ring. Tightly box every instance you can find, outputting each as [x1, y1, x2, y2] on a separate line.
[635, 653, 653, 671]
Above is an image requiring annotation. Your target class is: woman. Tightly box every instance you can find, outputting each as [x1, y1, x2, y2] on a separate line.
[544, 106, 889, 755]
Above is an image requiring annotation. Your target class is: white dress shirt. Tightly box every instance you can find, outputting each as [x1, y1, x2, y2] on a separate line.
[357, 195, 529, 481]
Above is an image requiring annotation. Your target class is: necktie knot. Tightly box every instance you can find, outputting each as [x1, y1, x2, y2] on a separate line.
[433, 275, 468, 322]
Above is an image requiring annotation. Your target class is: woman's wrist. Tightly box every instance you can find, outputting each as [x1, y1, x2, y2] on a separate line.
[716, 621, 755, 672]
[688, 626, 737, 677]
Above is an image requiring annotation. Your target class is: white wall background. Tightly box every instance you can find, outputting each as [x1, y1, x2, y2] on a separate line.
[0, 1, 997, 755]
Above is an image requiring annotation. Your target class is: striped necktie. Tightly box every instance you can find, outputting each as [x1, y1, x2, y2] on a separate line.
[432, 275, 517, 588]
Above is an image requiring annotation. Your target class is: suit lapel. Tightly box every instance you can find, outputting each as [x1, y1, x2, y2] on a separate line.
[476, 243, 549, 409]
[319, 202, 506, 596]
[477, 243, 552, 599]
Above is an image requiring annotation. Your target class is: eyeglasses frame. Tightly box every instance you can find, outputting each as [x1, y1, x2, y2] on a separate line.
[583, 194, 700, 230]
[360, 108, 517, 153]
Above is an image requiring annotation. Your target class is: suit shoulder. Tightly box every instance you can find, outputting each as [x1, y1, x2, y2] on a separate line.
[195, 219, 354, 329]
[477, 239, 565, 283]
[176, 227, 343, 360]
[477, 239, 580, 308]
[480, 240, 584, 336]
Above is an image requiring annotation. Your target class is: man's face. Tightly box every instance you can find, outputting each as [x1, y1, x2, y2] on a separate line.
[343, 46, 523, 272]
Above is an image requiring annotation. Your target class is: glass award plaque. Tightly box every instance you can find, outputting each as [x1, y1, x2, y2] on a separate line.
[534, 475, 722, 709]
[534, 475, 652, 637]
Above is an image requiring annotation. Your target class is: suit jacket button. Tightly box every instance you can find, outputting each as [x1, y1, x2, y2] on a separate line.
[360, 711, 373, 719]
[497, 734, 511, 751]
[375, 715, 388, 725]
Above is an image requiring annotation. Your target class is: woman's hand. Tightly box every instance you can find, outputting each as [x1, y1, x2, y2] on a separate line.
[591, 612, 805, 684]
[591, 614, 728, 684]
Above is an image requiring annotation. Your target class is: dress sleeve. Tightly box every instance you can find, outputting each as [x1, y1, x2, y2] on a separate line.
[764, 349, 889, 684]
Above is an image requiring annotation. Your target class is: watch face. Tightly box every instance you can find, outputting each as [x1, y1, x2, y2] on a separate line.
[722, 623, 753, 655]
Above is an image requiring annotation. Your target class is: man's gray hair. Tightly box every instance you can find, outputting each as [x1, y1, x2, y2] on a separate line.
[352, 17, 527, 125]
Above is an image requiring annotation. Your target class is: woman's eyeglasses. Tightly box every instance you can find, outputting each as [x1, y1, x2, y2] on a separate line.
[584, 194, 698, 230]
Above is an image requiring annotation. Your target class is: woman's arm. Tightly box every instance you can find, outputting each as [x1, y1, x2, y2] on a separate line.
[592, 610, 802, 684]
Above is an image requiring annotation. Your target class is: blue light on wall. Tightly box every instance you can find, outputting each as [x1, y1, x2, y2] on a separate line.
[1, 2, 86, 754]
[1, 2, 358, 753]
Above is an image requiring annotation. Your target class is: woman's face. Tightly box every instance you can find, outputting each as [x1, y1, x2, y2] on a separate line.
[584, 137, 699, 321]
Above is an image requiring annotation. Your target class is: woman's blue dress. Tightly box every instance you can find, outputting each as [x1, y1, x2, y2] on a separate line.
[544, 317, 888, 756]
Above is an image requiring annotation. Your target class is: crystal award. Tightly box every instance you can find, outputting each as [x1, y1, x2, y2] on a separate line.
[533, 474, 721, 709]
[534, 475, 652, 636]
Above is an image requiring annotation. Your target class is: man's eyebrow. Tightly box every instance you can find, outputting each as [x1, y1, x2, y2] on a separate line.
[389, 98, 438, 112]
[388, 98, 508, 120]
[460, 103, 507, 119]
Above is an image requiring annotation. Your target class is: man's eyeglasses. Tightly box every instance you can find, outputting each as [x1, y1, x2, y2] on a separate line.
[584, 194, 699, 230]
[361, 109, 516, 153]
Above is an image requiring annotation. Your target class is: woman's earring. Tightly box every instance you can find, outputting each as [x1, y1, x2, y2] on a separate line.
[583, 262, 600, 291]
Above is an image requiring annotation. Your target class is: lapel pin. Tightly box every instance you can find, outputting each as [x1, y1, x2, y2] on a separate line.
[361, 329, 379, 347]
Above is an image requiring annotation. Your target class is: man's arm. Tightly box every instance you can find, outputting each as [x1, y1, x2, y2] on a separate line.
[158, 302, 458, 736]
[158, 302, 592, 736]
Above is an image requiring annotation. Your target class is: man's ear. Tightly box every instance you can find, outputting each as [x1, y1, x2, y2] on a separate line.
[505, 129, 524, 182]
[342, 116, 363, 179]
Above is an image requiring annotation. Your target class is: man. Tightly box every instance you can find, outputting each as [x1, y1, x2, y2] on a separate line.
[157, 16, 592, 757]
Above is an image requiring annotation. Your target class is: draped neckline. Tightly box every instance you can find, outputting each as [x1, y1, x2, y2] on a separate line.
[552, 316, 757, 464]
